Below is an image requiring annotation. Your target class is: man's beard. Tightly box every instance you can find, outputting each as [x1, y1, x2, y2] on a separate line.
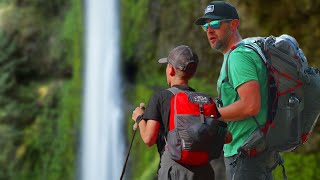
[211, 25, 232, 53]
[212, 34, 231, 53]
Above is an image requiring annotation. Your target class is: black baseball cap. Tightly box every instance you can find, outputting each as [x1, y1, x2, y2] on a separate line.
[158, 45, 199, 71]
[195, 1, 239, 25]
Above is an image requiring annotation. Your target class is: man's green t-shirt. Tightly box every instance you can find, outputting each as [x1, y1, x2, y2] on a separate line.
[217, 42, 268, 157]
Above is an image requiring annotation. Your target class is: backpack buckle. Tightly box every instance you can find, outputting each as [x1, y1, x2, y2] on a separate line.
[199, 104, 205, 123]
[216, 98, 223, 107]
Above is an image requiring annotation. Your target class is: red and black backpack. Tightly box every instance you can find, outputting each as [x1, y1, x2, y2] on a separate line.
[165, 87, 227, 165]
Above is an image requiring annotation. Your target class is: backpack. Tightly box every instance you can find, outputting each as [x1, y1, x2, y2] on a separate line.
[224, 34, 320, 154]
[165, 87, 227, 165]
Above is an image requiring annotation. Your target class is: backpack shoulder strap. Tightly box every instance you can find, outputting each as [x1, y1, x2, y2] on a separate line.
[242, 43, 268, 65]
[167, 87, 182, 95]
[164, 87, 181, 138]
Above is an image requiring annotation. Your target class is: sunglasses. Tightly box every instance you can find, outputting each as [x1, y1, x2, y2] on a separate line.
[201, 19, 232, 31]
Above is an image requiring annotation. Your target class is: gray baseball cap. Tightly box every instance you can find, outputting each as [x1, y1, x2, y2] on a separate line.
[158, 45, 199, 71]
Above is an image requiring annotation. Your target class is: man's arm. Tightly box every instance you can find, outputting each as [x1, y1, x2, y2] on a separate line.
[218, 80, 261, 121]
[132, 106, 160, 147]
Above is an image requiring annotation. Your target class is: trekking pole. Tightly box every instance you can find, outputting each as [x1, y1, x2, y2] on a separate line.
[120, 103, 145, 180]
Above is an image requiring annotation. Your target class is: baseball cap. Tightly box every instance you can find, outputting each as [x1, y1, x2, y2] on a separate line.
[195, 1, 239, 25]
[158, 45, 199, 71]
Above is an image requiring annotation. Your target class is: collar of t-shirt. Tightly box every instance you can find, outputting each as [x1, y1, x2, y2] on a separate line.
[172, 85, 195, 92]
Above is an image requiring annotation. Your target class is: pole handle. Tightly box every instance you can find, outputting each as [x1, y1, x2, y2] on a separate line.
[133, 103, 145, 130]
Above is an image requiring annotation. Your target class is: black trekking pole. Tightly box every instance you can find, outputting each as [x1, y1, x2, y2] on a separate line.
[120, 103, 145, 180]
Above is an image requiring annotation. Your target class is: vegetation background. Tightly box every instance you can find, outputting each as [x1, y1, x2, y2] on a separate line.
[0, 0, 319, 179]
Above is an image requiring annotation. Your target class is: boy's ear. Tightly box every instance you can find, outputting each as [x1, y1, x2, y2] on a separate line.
[169, 65, 175, 76]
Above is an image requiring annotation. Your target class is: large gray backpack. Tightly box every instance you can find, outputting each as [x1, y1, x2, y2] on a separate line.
[225, 34, 320, 153]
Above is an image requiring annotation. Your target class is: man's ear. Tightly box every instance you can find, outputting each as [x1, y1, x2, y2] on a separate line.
[231, 19, 239, 30]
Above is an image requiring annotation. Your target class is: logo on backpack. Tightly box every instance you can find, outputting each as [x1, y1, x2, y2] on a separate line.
[166, 87, 227, 165]
[224, 34, 320, 154]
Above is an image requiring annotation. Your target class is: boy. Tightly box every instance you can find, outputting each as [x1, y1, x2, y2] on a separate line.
[132, 45, 223, 180]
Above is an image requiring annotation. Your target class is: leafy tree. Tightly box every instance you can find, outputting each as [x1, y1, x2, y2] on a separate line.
[0, 0, 82, 179]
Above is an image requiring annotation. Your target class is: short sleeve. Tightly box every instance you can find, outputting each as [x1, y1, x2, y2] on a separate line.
[228, 47, 261, 89]
[143, 92, 162, 122]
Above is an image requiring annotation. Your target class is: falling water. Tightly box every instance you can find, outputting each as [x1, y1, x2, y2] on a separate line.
[81, 0, 123, 180]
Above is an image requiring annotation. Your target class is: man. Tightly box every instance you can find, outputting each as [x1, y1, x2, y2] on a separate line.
[132, 45, 217, 179]
[195, 1, 283, 180]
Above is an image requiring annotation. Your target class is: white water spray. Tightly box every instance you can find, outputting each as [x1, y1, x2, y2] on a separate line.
[81, 0, 123, 180]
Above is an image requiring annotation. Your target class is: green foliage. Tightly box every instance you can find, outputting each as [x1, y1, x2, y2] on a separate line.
[120, 0, 150, 60]
[43, 0, 83, 178]
[0, 0, 82, 179]
[0, 30, 33, 130]
[0, 5, 72, 80]
[189, 77, 218, 97]
[13, 0, 69, 17]
[273, 152, 320, 180]
[237, 0, 320, 67]
[0, 125, 20, 178]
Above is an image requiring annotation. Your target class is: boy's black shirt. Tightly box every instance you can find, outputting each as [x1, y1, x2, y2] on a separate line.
[143, 85, 195, 157]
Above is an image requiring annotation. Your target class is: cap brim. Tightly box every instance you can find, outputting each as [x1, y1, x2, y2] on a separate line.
[194, 14, 223, 25]
[158, 58, 168, 64]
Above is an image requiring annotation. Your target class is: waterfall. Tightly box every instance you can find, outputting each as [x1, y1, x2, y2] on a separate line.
[81, 0, 124, 180]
